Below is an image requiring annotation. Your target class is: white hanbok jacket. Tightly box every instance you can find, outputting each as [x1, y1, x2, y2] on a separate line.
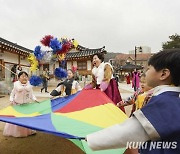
[10, 81, 37, 104]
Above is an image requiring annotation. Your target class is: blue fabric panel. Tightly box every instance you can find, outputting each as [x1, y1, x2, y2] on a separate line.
[51, 92, 80, 112]
[0, 113, 79, 139]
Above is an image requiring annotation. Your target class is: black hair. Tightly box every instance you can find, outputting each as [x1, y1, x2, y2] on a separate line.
[17, 65, 22, 70]
[148, 49, 180, 86]
[11, 64, 17, 73]
[93, 53, 104, 62]
[18, 71, 28, 78]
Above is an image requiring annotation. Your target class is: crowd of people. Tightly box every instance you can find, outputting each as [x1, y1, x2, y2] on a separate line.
[3, 49, 180, 153]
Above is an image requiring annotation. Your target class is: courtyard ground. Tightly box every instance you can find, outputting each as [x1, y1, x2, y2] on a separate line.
[0, 82, 133, 154]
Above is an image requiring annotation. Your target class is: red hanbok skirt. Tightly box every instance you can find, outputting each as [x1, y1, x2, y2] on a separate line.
[104, 79, 125, 113]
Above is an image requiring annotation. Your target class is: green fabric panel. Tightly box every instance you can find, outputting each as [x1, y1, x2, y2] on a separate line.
[13, 99, 51, 115]
[69, 139, 85, 152]
[51, 113, 102, 137]
[51, 113, 126, 154]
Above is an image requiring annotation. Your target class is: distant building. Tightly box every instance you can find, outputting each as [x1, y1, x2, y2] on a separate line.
[115, 53, 153, 72]
[104, 52, 120, 62]
[129, 46, 151, 54]
[103, 52, 122, 73]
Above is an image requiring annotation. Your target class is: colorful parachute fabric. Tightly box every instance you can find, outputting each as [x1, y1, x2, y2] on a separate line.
[0, 90, 128, 154]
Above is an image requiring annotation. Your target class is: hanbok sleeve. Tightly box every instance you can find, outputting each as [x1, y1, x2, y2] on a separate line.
[29, 88, 37, 101]
[87, 116, 151, 151]
[10, 88, 15, 102]
[99, 64, 112, 91]
[103, 64, 112, 82]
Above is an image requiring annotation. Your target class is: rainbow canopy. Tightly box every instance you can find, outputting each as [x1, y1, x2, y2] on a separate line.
[0, 90, 127, 154]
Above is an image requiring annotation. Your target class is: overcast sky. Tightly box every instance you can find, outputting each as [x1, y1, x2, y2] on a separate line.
[0, 0, 180, 53]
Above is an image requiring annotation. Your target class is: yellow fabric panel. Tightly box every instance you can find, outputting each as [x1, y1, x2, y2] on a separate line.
[0, 106, 40, 117]
[55, 103, 128, 128]
[135, 93, 146, 110]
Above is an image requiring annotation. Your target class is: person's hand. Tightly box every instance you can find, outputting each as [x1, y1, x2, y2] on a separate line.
[117, 101, 124, 107]
[99, 81, 108, 91]
[80, 137, 87, 141]
[117, 102, 120, 107]
[10, 101, 14, 106]
[84, 84, 93, 90]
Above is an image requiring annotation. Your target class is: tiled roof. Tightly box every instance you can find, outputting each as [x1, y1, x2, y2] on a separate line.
[0, 37, 33, 55]
[66, 45, 107, 60]
[121, 62, 143, 71]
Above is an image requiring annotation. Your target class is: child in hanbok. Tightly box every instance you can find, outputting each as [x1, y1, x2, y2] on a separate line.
[86, 49, 180, 154]
[125, 73, 131, 84]
[50, 69, 81, 97]
[118, 73, 153, 115]
[3, 71, 38, 137]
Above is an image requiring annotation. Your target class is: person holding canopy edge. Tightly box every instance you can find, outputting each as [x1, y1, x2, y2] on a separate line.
[84, 53, 125, 112]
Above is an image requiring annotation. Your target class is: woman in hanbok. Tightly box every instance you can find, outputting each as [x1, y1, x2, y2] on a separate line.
[132, 69, 140, 91]
[85, 53, 125, 112]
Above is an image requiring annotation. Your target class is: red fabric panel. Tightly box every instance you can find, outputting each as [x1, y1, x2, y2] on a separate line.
[55, 89, 113, 113]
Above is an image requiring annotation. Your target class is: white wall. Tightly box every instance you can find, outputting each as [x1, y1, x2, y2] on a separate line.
[20, 55, 29, 66]
[3, 51, 18, 63]
[22, 66, 30, 74]
[2, 52, 29, 66]
[87, 60, 92, 70]
[67, 61, 72, 70]
[72, 61, 77, 67]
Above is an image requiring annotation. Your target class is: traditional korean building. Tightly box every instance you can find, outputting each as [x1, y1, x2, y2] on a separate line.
[0, 37, 33, 94]
[0, 37, 33, 80]
[65, 45, 107, 76]
[113, 53, 153, 81]
[0, 37, 107, 93]
[115, 53, 153, 71]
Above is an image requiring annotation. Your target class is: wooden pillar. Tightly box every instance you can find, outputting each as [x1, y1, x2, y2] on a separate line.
[18, 54, 20, 65]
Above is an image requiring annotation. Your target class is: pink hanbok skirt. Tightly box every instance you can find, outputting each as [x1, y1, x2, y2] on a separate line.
[3, 123, 36, 137]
